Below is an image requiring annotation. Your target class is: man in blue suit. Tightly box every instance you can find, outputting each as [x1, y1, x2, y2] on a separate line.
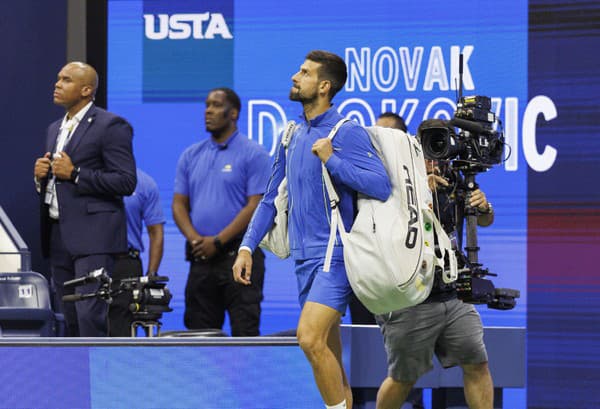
[34, 62, 136, 337]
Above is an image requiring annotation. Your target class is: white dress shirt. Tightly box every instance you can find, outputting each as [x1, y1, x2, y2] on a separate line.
[44, 102, 93, 219]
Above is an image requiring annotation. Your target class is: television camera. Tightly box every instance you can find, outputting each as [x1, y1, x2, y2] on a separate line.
[417, 56, 519, 310]
[62, 268, 173, 335]
[419, 95, 505, 171]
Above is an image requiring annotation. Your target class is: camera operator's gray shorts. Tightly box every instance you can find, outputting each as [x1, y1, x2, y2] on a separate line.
[375, 298, 488, 383]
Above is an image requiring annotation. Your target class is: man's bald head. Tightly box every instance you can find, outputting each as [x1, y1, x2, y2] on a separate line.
[65, 62, 98, 97]
[54, 62, 99, 116]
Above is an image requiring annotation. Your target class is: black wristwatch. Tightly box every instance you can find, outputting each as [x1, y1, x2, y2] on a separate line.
[214, 236, 224, 252]
[70, 166, 80, 183]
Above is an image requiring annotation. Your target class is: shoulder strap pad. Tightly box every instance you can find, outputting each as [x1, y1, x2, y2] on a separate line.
[281, 121, 297, 148]
[322, 118, 350, 272]
[322, 117, 350, 206]
[326, 118, 350, 141]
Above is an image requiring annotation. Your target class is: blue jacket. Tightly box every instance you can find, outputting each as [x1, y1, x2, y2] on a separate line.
[242, 107, 391, 260]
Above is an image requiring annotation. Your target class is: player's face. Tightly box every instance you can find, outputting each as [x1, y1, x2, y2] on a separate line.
[289, 60, 321, 103]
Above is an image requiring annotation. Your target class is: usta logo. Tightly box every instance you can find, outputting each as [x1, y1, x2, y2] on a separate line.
[144, 13, 233, 40]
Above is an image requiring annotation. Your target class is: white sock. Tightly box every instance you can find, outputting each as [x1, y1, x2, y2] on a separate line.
[325, 400, 346, 409]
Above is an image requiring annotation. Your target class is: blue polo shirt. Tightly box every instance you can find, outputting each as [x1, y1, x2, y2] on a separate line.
[124, 168, 166, 252]
[174, 131, 271, 236]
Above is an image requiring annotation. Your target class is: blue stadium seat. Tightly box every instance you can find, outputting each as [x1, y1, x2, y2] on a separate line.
[0, 271, 64, 337]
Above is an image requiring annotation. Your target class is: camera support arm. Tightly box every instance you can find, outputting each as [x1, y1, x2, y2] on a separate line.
[463, 171, 481, 266]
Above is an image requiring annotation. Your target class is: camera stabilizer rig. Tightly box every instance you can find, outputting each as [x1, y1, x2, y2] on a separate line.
[63, 268, 173, 336]
[455, 170, 520, 310]
[417, 55, 520, 310]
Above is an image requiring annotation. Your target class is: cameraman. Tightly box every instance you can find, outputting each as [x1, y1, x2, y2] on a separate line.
[375, 119, 495, 409]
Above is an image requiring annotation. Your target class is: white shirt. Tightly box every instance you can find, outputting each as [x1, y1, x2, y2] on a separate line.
[45, 102, 93, 219]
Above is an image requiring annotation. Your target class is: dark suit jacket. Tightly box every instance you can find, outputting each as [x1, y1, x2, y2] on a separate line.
[39, 105, 137, 257]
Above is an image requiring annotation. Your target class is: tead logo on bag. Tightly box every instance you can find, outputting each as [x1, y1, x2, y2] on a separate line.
[143, 13, 233, 40]
[142, 0, 234, 102]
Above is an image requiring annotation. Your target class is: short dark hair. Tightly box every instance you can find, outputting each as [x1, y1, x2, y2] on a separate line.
[305, 50, 347, 100]
[378, 112, 407, 132]
[210, 87, 242, 114]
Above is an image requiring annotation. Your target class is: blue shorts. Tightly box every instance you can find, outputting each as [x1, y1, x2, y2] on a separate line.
[295, 257, 352, 313]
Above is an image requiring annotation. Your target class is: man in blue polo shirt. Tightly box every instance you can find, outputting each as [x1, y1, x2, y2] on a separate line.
[172, 87, 271, 337]
[109, 168, 165, 336]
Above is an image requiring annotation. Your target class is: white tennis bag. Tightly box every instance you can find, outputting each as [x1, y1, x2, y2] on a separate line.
[323, 121, 457, 314]
[259, 121, 297, 259]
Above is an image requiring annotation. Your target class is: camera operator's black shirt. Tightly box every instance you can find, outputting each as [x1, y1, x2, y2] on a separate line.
[424, 176, 466, 303]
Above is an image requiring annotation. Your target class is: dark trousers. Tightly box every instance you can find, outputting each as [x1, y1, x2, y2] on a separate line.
[49, 222, 114, 337]
[108, 254, 143, 337]
[184, 248, 265, 336]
